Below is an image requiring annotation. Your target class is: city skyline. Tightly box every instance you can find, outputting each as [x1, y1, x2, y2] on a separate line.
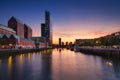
[0, 0, 120, 44]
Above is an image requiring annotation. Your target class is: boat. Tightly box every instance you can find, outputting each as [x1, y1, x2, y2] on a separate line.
[74, 45, 80, 52]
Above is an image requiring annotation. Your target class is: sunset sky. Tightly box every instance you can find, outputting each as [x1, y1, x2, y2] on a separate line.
[0, 0, 120, 44]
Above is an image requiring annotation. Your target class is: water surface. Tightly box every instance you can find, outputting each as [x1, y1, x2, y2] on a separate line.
[0, 49, 120, 80]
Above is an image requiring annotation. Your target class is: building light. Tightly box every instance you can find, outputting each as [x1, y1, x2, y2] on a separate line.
[106, 61, 113, 66]
[2, 45, 5, 48]
[95, 40, 100, 44]
[9, 44, 12, 46]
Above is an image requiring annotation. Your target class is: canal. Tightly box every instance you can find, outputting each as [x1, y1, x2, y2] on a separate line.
[0, 49, 120, 80]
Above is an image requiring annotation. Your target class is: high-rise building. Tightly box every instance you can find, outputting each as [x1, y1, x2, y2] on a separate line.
[66, 42, 68, 46]
[41, 23, 46, 37]
[62, 42, 64, 47]
[45, 11, 52, 46]
[59, 38, 61, 46]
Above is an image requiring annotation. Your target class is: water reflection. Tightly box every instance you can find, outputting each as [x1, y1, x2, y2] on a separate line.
[8, 56, 12, 75]
[0, 49, 120, 80]
[19, 54, 24, 71]
[106, 61, 113, 67]
[27, 53, 32, 63]
[59, 48, 61, 53]
[111, 59, 120, 80]
[0, 59, 2, 65]
[40, 50, 52, 80]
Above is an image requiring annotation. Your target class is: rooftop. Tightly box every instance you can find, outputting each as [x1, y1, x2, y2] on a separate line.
[32, 36, 46, 39]
[11, 16, 23, 24]
[11, 16, 32, 29]
[0, 24, 16, 33]
[24, 24, 32, 29]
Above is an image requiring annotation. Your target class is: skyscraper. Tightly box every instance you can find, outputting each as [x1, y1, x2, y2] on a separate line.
[41, 11, 52, 46]
[59, 38, 61, 47]
[41, 23, 46, 37]
[66, 42, 68, 46]
[45, 11, 52, 46]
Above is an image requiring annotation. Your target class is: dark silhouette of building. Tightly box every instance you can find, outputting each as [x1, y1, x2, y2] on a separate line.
[62, 42, 64, 47]
[41, 11, 52, 46]
[59, 38, 61, 47]
[66, 42, 68, 46]
[45, 11, 52, 46]
[41, 23, 46, 37]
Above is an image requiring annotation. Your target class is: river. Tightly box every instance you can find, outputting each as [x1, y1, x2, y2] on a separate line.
[0, 49, 120, 80]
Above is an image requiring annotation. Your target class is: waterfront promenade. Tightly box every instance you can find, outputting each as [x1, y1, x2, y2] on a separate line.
[0, 48, 50, 56]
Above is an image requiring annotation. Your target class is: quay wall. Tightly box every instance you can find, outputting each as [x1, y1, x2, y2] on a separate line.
[80, 48, 120, 58]
[0, 48, 51, 56]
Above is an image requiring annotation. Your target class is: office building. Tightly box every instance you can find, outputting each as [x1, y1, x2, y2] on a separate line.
[59, 38, 61, 46]
[45, 11, 52, 46]
[41, 23, 46, 37]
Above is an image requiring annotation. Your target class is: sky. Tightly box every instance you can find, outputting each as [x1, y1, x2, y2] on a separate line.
[0, 0, 120, 44]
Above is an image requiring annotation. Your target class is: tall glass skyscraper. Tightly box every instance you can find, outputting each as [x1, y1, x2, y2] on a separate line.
[41, 11, 52, 46]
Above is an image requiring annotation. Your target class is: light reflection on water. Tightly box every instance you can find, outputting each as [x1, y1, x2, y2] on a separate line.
[0, 49, 120, 80]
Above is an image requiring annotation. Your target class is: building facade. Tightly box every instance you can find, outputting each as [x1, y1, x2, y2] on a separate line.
[0, 24, 16, 35]
[6, 16, 34, 48]
[32, 36, 46, 48]
[41, 11, 52, 46]
[8, 16, 24, 38]
[45, 11, 52, 46]
[24, 24, 32, 39]
[41, 23, 46, 37]
[8, 16, 32, 39]
[1, 34, 35, 48]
